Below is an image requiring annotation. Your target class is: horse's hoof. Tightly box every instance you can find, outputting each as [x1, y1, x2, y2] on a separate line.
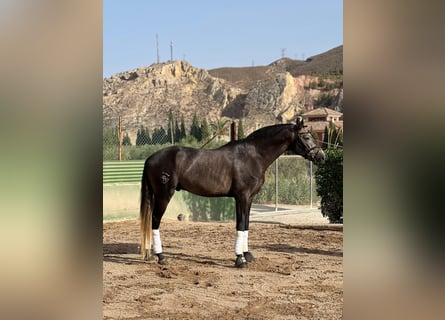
[235, 255, 248, 268]
[243, 251, 255, 263]
[156, 253, 167, 265]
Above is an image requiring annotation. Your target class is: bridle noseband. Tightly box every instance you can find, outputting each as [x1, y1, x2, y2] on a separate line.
[297, 131, 319, 153]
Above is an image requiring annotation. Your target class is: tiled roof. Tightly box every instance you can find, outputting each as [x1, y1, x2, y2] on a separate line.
[302, 107, 343, 117]
[305, 120, 343, 132]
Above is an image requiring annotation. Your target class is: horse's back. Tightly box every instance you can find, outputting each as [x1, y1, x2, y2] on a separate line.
[146, 145, 184, 166]
[145, 146, 196, 178]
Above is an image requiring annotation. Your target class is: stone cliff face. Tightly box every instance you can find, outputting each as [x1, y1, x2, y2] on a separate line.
[103, 61, 242, 130]
[243, 73, 302, 124]
[103, 60, 343, 138]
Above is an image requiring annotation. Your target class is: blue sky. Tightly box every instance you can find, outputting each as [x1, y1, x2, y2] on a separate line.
[103, 1, 342, 78]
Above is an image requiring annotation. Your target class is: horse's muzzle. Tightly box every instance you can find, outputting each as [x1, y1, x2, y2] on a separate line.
[308, 148, 325, 164]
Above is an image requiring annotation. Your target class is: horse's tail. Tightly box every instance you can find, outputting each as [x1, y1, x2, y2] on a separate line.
[140, 161, 153, 260]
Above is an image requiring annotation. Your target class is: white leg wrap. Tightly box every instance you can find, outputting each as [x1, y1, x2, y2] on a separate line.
[234, 230, 244, 255]
[152, 229, 163, 254]
[243, 230, 249, 253]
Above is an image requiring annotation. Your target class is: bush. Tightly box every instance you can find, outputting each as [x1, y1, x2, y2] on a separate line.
[315, 149, 343, 223]
[254, 158, 318, 205]
[315, 92, 333, 107]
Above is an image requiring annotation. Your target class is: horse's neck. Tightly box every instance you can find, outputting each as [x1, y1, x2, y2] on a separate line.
[255, 130, 294, 170]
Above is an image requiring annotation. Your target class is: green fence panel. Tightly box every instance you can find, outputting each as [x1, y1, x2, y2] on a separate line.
[103, 161, 145, 184]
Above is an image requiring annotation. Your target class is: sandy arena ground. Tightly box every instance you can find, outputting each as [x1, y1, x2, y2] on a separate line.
[103, 210, 343, 319]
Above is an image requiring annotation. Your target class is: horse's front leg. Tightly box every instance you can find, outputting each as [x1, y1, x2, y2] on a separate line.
[242, 200, 255, 264]
[234, 195, 254, 268]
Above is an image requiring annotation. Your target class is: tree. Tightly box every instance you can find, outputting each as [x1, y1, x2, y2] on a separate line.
[103, 127, 119, 161]
[167, 110, 174, 144]
[144, 127, 152, 145]
[174, 119, 181, 143]
[122, 132, 131, 146]
[179, 115, 187, 141]
[308, 81, 318, 89]
[190, 113, 202, 141]
[136, 128, 141, 145]
[237, 119, 245, 139]
[210, 118, 230, 142]
[200, 118, 210, 142]
[136, 125, 150, 145]
[315, 93, 333, 107]
[152, 126, 168, 144]
[316, 120, 343, 223]
[103, 127, 119, 146]
[315, 149, 343, 223]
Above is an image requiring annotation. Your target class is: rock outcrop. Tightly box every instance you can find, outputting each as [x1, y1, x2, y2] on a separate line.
[103, 61, 243, 137]
[103, 51, 343, 140]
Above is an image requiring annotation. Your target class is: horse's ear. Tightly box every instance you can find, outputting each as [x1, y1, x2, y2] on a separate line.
[296, 116, 304, 128]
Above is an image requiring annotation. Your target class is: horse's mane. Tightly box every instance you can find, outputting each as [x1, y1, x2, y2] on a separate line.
[243, 124, 295, 142]
[216, 124, 297, 150]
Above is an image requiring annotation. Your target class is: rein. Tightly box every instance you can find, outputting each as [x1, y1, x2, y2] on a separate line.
[199, 122, 231, 149]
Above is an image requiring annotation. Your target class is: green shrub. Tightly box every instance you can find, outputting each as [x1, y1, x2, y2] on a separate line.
[254, 158, 318, 205]
[315, 149, 343, 223]
[315, 93, 333, 107]
[308, 81, 318, 89]
[126, 144, 167, 160]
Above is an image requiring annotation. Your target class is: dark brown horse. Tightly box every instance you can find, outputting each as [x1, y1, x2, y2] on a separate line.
[140, 118, 324, 268]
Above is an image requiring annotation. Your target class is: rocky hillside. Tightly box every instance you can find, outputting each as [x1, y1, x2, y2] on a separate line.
[103, 61, 242, 133]
[209, 45, 343, 89]
[103, 46, 343, 140]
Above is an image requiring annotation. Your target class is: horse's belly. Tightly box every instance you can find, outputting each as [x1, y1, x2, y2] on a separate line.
[179, 173, 231, 196]
[177, 151, 233, 196]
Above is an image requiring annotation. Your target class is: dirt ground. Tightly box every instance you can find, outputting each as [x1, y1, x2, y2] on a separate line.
[103, 215, 343, 319]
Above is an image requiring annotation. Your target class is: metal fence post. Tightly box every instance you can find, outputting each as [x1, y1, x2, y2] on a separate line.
[118, 115, 123, 161]
[310, 160, 313, 208]
[275, 159, 278, 211]
[170, 117, 174, 145]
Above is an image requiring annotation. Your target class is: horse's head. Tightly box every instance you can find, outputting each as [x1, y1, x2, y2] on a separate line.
[293, 117, 325, 164]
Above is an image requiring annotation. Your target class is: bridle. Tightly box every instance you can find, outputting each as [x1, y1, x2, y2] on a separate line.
[297, 130, 319, 154]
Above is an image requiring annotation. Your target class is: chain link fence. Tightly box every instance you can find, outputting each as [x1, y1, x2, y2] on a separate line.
[103, 114, 234, 161]
[254, 155, 319, 206]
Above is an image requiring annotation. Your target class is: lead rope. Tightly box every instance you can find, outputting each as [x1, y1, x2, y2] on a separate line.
[199, 122, 231, 149]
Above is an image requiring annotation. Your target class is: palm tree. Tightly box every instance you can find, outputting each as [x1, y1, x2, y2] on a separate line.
[210, 118, 230, 142]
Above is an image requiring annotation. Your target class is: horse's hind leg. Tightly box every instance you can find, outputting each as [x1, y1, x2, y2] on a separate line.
[151, 194, 173, 264]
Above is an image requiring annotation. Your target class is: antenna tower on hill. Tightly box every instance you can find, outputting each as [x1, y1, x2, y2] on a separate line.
[156, 33, 160, 63]
[280, 48, 286, 73]
[170, 41, 173, 61]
